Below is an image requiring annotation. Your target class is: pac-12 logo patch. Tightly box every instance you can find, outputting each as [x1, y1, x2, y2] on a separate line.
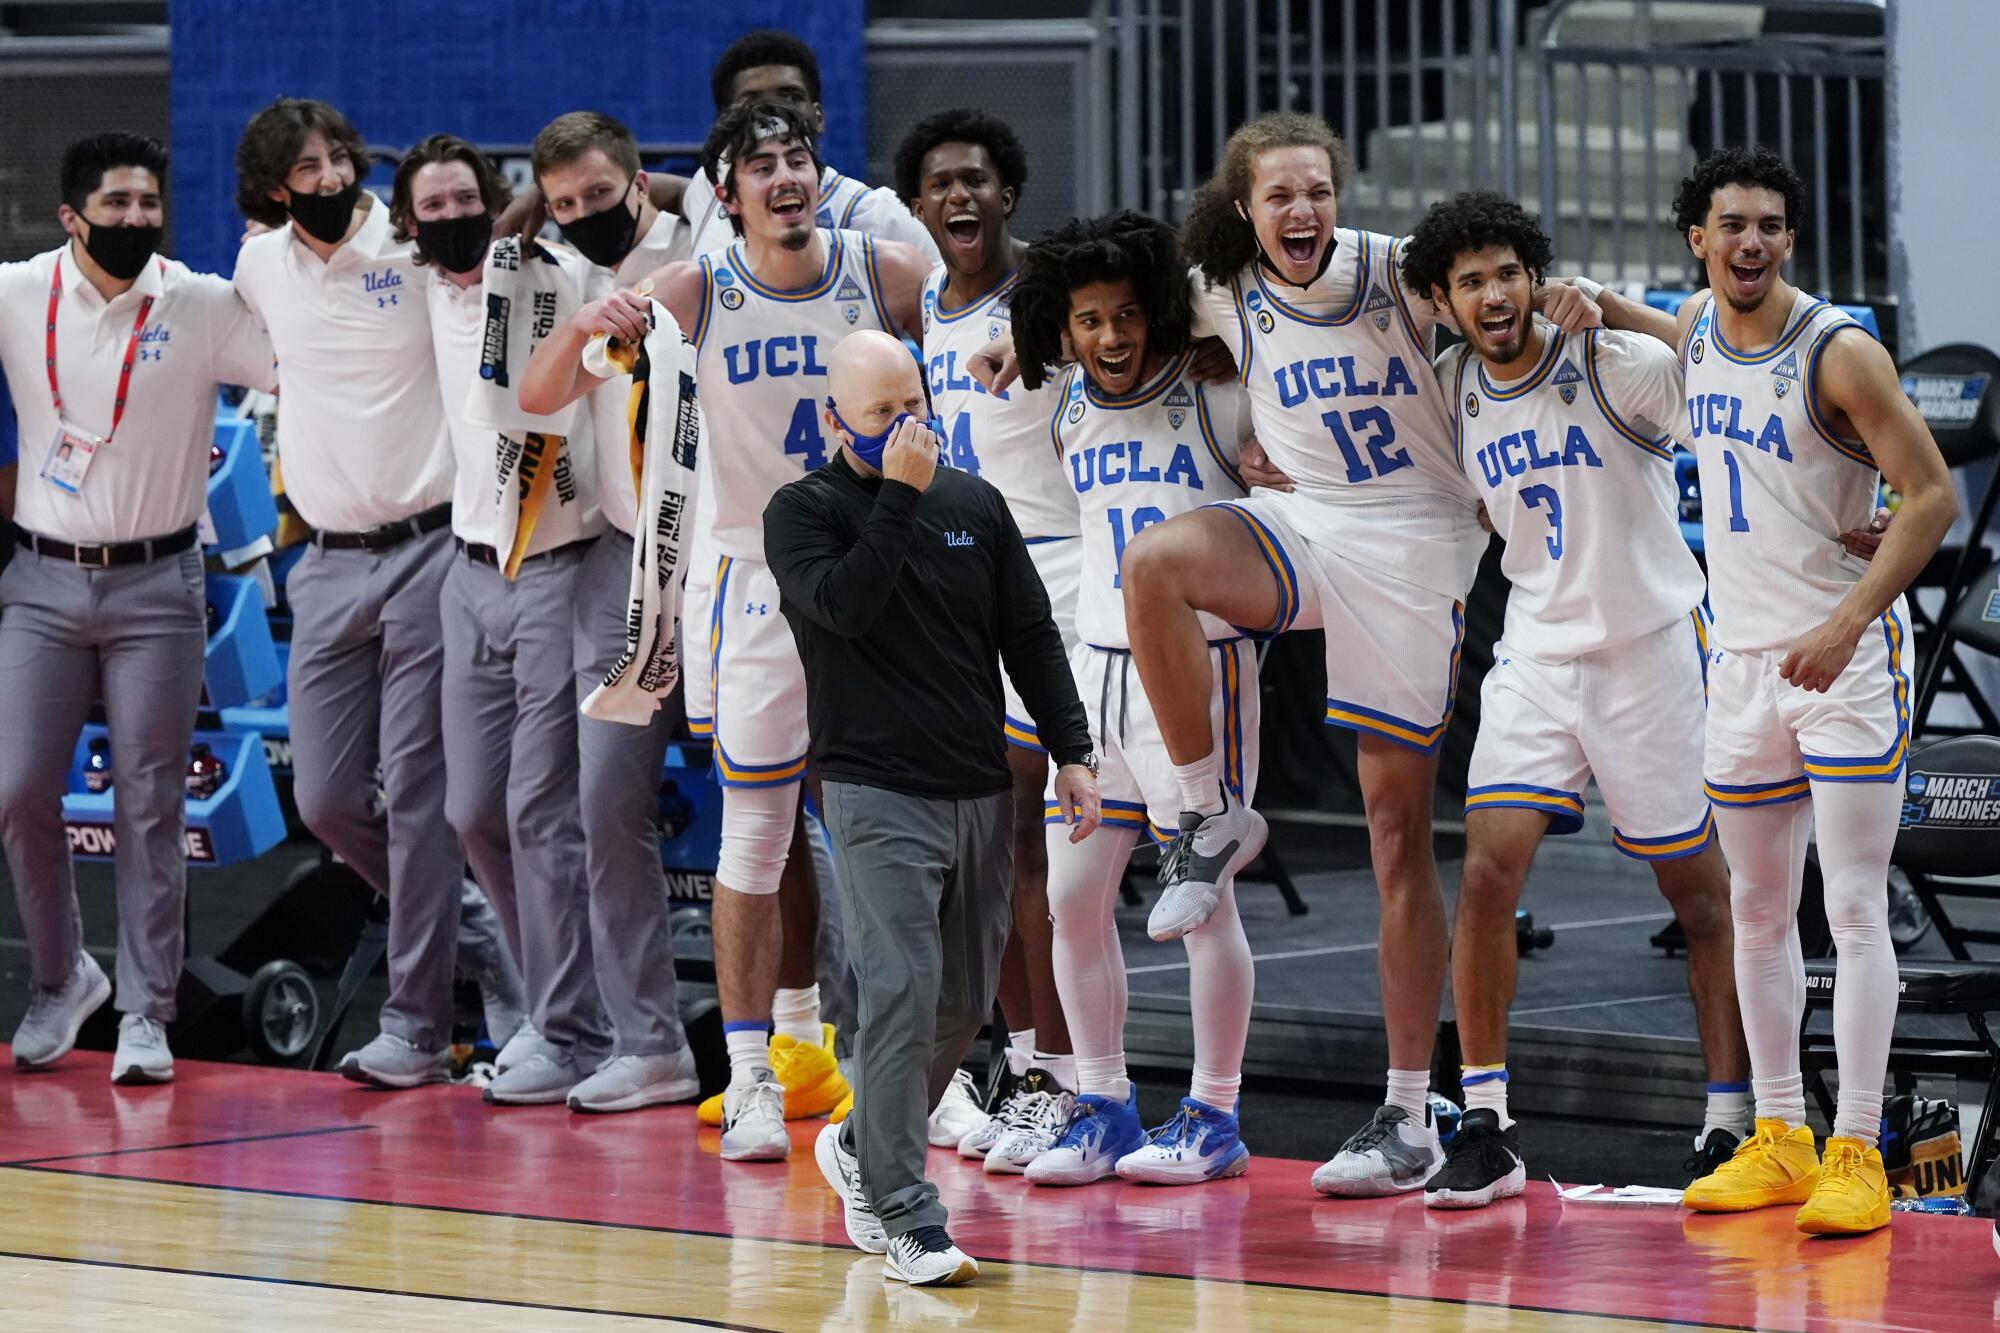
[1560, 385, 1577, 405]
[1169, 410, 1187, 429]
[1774, 377, 1790, 398]
[719, 287, 744, 310]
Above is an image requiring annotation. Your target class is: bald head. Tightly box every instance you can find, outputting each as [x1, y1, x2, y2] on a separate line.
[824, 329, 929, 455]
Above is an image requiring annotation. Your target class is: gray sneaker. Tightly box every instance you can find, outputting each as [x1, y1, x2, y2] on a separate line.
[1148, 794, 1267, 941]
[455, 881, 527, 1048]
[567, 1050, 700, 1114]
[1312, 1104, 1445, 1197]
[13, 950, 112, 1069]
[339, 1032, 450, 1089]
[493, 1021, 550, 1075]
[112, 1014, 174, 1085]
[482, 1048, 584, 1105]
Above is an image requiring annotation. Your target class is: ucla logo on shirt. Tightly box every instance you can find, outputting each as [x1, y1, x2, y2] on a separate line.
[1553, 358, 1583, 406]
[363, 268, 402, 307]
[137, 324, 170, 361]
[720, 287, 745, 310]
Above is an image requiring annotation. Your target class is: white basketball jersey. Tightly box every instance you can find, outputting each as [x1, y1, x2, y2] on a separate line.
[921, 267, 1078, 540]
[1683, 290, 1876, 653]
[1444, 325, 1705, 662]
[1192, 228, 1484, 597]
[1054, 352, 1250, 648]
[690, 228, 895, 562]
[681, 166, 938, 261]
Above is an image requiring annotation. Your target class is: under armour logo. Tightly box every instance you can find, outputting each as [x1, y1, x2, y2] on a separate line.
[745, 601, 769, 616]
[376, 293, 399, 308]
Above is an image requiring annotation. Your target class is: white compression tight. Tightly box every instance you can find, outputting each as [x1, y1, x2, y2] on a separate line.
[1045, 822, 1255, 1106]
[1713, 780, 1900, 1144]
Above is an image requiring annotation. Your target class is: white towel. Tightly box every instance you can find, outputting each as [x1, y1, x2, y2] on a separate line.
[578, 297, 702, 724]
[466, 237, 585, 576]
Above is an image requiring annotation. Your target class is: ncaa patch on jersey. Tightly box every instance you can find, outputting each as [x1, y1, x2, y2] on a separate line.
[713, 268, 736, 287]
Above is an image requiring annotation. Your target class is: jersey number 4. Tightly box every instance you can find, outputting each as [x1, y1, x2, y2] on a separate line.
[784, 399, 828, 471]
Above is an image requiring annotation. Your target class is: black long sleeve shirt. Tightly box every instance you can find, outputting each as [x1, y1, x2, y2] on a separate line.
[763, 451, 1091, 798]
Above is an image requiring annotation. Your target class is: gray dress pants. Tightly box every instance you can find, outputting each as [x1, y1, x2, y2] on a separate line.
[286, 530, 462, 1051]
[0, 544, 206, 1019]
[822, 780, 1013, 1238]
[573, 530, 683, 1058]
[444, 545, 609, 1058]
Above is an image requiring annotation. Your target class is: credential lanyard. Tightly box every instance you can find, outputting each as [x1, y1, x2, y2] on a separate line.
[47, 255, 157, 445]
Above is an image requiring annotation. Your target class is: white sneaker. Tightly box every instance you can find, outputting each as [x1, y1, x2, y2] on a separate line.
[884, 1226, 978, 1287]
[493, 1021, 549, 1075]
[12, 950, 111, 1069]
[814, 1121, 888, 1253]
[928, 1068, 991, 1148]
[482, 1049, 583, 1105]
[338, 1032, 450, 1089]
[1311, 1104, 1444, 1197]
[111, 1014, 174, 1085]
[1149, 792, 1267, 942]
[721, 1071, 791, 1161]
[568, 1050, 701, 1114]
[983, 1069, 1072, 1174]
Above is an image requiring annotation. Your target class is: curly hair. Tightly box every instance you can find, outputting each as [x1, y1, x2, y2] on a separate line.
[234, 97, 367, 227]
[711, 29, 821, 112]
[1180, 111, 1350, 287]
[1672, 146, 1805, 238]
[891, 108, 1029, 207]
[1012, 211, 1191, 392]
[389, 135, 511, 265]
[1399, 190, 1554, 299]
[700, 99, 824, 238]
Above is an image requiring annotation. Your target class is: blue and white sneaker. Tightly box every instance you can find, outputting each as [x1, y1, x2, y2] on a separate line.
[1025, 1089, 1147, 1186]
[1115, 1097, 1250, 1184]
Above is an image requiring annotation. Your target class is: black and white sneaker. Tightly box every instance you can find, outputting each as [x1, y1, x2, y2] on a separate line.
[884, 1225, 978, 1287]
[1683, 1126, 1741, 1187]
[814, 1121, 888, 1254]
[1424, 1108, 1527, 1209]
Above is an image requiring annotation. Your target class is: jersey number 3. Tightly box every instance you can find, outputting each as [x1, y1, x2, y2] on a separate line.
[1520, 484, 1563, 560]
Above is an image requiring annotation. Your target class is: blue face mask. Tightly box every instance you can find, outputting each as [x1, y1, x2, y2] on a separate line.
[825, 399, 944, 472]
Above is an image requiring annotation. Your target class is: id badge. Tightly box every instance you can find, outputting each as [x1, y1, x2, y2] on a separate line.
[40, 423, 103, 495]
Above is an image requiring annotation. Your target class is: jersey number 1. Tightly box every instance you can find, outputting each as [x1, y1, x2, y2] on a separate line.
[1108, 506, 1165, 587]
[1721, 450, 1751, 533]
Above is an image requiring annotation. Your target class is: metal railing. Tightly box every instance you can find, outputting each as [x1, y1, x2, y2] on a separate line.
[1533, 0, 1889, 303]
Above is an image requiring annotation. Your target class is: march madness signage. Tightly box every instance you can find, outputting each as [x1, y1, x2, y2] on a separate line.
[1901, 770, 2000, 830]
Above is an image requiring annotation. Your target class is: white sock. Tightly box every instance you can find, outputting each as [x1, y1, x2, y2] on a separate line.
[1047, 823, 1139, 1104]
[1812, 778, 1901, 1148]
[1076, 1054, 1130, 1102]
[1189, 1069, 1241, 1112]
[1386, 1067, 1430, 1120]
[1833, 1086, 1885, 1146]
[724, 1027, 770, 1087]
[1038, 1051, 1078, 1091]
[1007, 1028, 1035, 1078]
[1461, 1064, 1511, 1128]
[1184, 887, 1252, 1115]
[771, 984, 821, 1045]
[1172, 751, 1225, 816]
[1703, 1081, 1751, 1139]
[1753, 1072, 1807, 1128]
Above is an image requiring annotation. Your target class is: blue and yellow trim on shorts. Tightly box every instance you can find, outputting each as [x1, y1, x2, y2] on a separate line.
[1704, 775, 1811, 807]
[1207, 501, 1300, 637]
[1613, 811, 1716, 861]
[1218, 639, 1248, 802]
[1800, 605, 1910, 783]
[1047, 797, 1149, 834]
[1464, 784, 1586, 835]
[1690, 605, 1711, 700]
[713, 742, 808, 789]
[1325, 601, 1465, 753]
[694, 556, 731, 737]
[1004, 713, 1046, 752]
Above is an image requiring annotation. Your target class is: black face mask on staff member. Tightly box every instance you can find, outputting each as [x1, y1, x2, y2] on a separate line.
[559, 181, 641, 269]
[287, 177, 363, 244]
[415, 212, 494, 275]
[76, 217, 162, 281]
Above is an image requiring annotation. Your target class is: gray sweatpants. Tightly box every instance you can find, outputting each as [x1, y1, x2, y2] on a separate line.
[573, 530, 683, 1058]
[286, 531, 462, 1050]
[0, 544, 206, 1019]
[822, 780, 1013, 1237]
[444, 546, 609, 1058]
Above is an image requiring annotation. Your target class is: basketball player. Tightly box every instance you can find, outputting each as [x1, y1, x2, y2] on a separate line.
[998, 212, 1261, 1186]
[895, 106, 1079, 1165]
[1400, 191, 1750, 1206]
[1660, 148, 1954, 1235]
[522, 99, 930, 1161]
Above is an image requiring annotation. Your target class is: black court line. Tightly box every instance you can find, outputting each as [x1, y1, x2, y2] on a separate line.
[3, 1163, 1758, 1331]
[0, 1248, 775, 1330]
[3, 1123, 374, 1168]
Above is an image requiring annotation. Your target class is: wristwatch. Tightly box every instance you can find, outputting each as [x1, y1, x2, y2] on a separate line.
[1067, 751, 1100, 778]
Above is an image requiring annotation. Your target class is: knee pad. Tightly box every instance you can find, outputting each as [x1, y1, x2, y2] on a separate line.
[716, 783, 796, 895]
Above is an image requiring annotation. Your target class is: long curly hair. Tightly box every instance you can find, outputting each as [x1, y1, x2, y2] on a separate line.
[1012, 211, 1190, 392]
[1180, 111, 1350, 288]
[1399, 190, 1553, 300]
[1672, 145, 1806, 239]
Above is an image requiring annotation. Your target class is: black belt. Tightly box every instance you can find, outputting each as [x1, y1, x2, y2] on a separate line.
[455, 535, 594, 567]
[13, 524, 198, 569]
[310, 503, 452, 552]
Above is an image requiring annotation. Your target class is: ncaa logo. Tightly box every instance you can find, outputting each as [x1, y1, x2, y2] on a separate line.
[1690, 337, 1705, 364]
[1066, 401, 1086, 424]
[1465, 393, 1480, 417]
[1908, 771, 1929, 797]
[1256, 310, 1275, 334]
[719, 287, 745, 311]
[714, 268, 736, 287]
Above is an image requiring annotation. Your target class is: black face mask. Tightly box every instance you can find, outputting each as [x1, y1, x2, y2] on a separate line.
[559, 189, 640, 269]
[287, 178, 364, 244]
[416, 212, 493, 275]
[79, 219, 161, 281]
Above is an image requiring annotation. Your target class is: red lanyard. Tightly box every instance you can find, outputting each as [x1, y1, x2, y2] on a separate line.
[46, 255, 158, 445]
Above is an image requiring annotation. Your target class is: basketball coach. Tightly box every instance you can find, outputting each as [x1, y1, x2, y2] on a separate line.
[764, 329, 1098, 1286]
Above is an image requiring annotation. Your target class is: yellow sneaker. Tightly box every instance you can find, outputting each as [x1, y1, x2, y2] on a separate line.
[1795, 1136, 1891, 1235]
[694, 1024, 851, 1124]
[1683, 1118, 1821, 1212]
[831, 1090, 853, 1124]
